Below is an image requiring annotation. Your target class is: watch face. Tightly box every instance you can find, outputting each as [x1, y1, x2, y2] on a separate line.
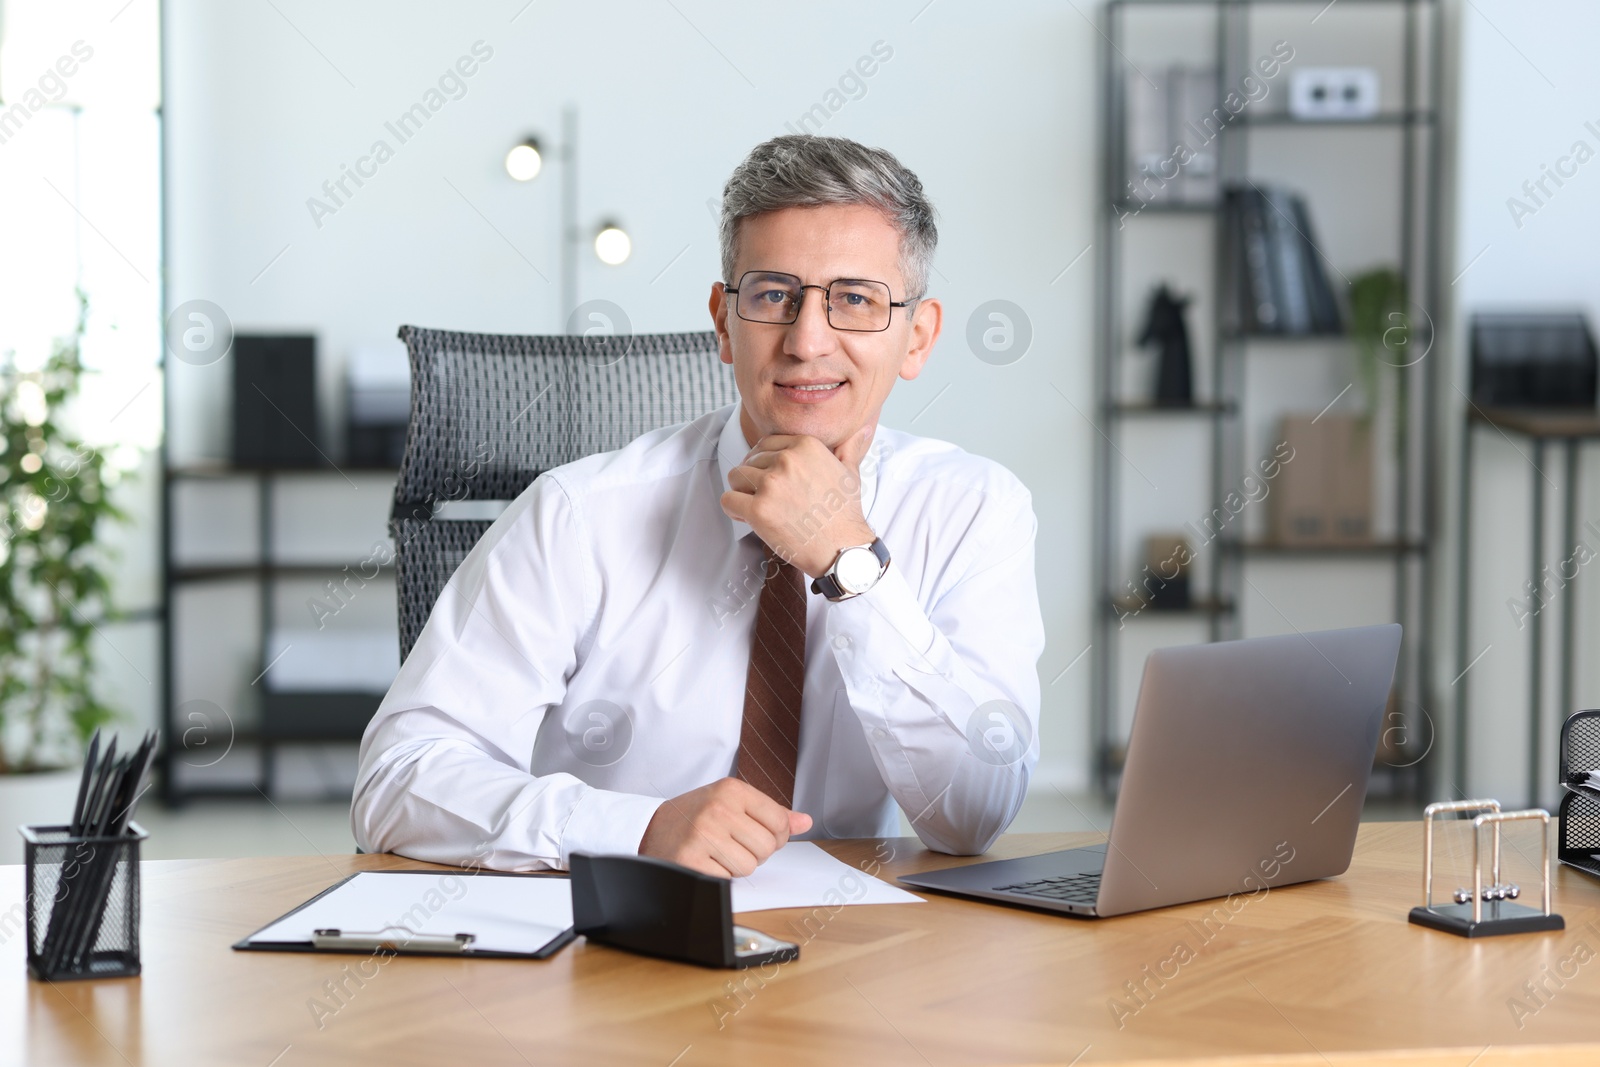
[835, 546, 882, 594]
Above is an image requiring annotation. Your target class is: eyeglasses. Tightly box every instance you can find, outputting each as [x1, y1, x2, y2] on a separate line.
[724, 270, 915, 333]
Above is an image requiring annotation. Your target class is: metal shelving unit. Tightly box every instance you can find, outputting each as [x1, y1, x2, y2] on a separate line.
[159, 465, 397, 803]
[1092, 0, 1443, 797]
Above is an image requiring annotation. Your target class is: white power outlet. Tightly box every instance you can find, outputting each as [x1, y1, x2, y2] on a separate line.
[1289, 68, 1381, 120]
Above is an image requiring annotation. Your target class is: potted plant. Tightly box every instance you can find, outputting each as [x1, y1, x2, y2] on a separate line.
[1347, 267, 1410, 428]
[0, 290, 129, 861]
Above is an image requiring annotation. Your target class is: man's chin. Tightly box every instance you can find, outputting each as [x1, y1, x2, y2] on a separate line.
[743, 395, 874, 450]
[762, 414, 855, 449]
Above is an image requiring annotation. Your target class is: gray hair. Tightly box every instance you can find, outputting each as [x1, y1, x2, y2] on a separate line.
[719, 135, 938, 301]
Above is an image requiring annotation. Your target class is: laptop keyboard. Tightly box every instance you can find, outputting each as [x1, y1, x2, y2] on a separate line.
[994, 872, 1102, 904]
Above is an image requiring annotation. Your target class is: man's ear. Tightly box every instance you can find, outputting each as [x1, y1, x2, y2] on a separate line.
[898, 296, 942, 382]
[709, 282, 734, 366]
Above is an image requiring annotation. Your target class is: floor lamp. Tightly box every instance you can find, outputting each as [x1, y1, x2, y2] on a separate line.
[505, 105, 631, 332]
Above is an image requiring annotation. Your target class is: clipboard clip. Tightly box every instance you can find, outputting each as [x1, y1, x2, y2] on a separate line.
[312, 927, 477, 953]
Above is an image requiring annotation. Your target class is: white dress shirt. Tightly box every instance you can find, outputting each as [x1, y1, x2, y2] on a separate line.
[352, 402, 1044, 871]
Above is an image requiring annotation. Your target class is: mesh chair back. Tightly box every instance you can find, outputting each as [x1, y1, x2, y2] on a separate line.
[390, 325, 738, 661]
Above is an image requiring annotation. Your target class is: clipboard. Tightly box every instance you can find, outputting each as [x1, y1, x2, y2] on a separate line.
[233, 869, 577, 960]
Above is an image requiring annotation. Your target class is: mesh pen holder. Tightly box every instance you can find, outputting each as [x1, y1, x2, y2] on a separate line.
[1557, 710, 1600, 880]
[21, 822, 147, 981]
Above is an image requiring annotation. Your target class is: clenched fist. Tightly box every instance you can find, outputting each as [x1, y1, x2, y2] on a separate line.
[721, 426, 877, 577]
[638, 777, 812, 878]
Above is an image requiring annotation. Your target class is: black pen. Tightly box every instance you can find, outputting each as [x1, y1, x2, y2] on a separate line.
[69, 730, 100, 836]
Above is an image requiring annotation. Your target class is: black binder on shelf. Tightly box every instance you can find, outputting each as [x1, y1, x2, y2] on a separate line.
[1238, 188, 1279, 332]
[1221, 184, 1343, 337]
[1294, 195, 1344, 334]
[1260, 185, 1312, 334]
[233, 869, 576, 960]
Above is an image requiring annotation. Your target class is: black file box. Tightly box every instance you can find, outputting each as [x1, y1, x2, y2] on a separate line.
[232, 333, 322, 468]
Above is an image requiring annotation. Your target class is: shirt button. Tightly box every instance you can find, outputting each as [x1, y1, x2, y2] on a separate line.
[872, 727, 889, 740]
[833, 634, 852, 651]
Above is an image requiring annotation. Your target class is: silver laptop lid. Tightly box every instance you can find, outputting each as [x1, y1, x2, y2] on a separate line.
[1095, 624, 1401, 917]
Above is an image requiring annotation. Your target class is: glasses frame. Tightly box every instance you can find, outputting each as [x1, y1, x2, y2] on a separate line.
[723, 270, 917, 333]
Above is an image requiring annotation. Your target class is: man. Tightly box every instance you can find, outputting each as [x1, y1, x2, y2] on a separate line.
[353, 134, 1044, 877]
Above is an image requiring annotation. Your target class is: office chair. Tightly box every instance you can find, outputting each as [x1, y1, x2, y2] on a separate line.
[389, 324, 739, 662]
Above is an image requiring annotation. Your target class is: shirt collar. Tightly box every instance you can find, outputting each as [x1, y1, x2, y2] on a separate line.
[713, 403, 884, 544]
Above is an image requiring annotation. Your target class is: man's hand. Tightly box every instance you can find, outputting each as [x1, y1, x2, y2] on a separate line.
[638, 778, 813, 878]
[721, 426, 877, 577]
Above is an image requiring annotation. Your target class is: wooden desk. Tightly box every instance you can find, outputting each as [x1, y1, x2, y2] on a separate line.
[7, 823, 1600, 1066]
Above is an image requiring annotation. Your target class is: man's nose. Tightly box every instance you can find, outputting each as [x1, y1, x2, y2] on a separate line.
[785, 286, 835, 358]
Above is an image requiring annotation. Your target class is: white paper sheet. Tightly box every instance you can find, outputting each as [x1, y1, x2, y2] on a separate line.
[245, 871, 573, 955]
[731, 841, 923, 913]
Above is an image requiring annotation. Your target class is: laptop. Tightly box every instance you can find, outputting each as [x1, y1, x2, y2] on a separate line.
[899, 624, 1402, 918]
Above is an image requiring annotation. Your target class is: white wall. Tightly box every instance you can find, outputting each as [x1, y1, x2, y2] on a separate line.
[1449, 0, 1600, 806]
[163, 0, 1099, 787]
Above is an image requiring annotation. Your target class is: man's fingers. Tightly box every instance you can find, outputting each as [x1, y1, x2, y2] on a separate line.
[737, 784, 795, 840]
[727, 801, 811, 870]
[726, 816, 785, 865]
[833, 423, 874, 471]
[719, 488, 754, 521]
[744, 433, 804, 456]
[739, 450, 782, 470]
[700, 837, 761, 879]
[641, 779, 804, 880]
[682, 850, 740, 879]
[726, 464, 769, 494]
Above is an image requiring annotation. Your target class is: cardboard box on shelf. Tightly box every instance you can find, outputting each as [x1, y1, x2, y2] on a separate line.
[1328, 416, 1373, 542]
[1268, 414, 1372, 546]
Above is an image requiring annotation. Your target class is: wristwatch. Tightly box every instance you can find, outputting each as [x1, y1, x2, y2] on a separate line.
[811, 538, 891, 602]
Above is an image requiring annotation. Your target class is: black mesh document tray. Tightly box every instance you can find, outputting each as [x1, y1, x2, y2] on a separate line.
[1470, 312, 1598, 408]
[1557, 709, 1600, 880]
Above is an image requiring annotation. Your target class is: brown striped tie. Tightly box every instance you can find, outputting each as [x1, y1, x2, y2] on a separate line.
[736, 545, 806, 808]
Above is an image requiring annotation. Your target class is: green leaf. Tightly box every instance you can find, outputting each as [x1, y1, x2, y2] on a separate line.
[0, 289, 139, 769]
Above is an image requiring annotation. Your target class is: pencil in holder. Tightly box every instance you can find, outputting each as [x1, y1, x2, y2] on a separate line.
[21, 822, 147, 981]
